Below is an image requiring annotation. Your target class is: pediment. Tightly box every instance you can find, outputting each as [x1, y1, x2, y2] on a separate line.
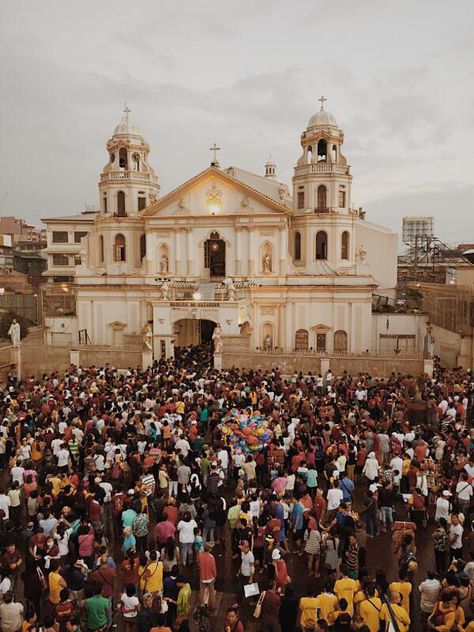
[140, 166, 289, 218]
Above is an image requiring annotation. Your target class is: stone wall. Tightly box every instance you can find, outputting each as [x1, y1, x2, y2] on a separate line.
[222, 351, 425, 377]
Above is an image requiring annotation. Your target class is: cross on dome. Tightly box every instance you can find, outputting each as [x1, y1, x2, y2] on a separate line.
[318, 95, 327, 111]
[123, 102, 131, 121]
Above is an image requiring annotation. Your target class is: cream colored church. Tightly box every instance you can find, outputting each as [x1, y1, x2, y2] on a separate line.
[43, 100, 416, 363]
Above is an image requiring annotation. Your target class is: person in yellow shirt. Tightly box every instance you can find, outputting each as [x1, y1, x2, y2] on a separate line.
[334, 565, 359, 616]
[389, 572, 412, 614]
[380, 591, 410, 632]
[48, 559, 67, 605]
[359, 584, 382, 632]
[299, 591, 320, 631]
[138, 550, 163, 595]
[314, 581, 338, 624]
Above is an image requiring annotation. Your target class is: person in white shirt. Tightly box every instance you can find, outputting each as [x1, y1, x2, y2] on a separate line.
[363, 452, 379, 482]
[456, 473, 473, 514]
[175, 438, 191, 458]
[10, 462, 25, 486]
[418, 571, 442, 617]
[449, 514, 464, 559]
[435, 491, 452, 522]
[0, 493, 12, 522]
[327, 481, 344, 512]
[57, 445, 71, 471]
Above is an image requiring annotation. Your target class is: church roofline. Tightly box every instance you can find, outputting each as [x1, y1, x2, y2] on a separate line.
[139, 165, 291, 217]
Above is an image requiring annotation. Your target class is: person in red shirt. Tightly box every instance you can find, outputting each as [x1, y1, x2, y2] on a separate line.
[163, 498, 178, 526]
[198, 542, 217, 608]
[120, 550, 140, 589]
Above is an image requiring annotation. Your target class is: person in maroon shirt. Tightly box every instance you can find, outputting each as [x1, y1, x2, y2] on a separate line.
[92, 556, 115, 598]
[259, 579, 281, 631]
[223, 607, 244, 632]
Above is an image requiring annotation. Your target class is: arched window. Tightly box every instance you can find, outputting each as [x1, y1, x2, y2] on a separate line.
[317, 138, 327, 161]
[307, 146, 313, 164]
[331, 144, 337, 162]
[114, 234, 126, 262]
[334, 330, 348, 353]
[294, 232, 301, 261]
[316, 231, 328, 260]
[341, 231, 349, 260]
[102, 194, 107, 213]
[99, 235, 104, 262]
[119, 147, 128, 169]
[117, 191, 126, 216]
[140, 234, 146, 260]
[317, 185, 327, 211]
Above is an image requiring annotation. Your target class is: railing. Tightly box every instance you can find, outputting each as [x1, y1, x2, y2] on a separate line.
[221, 343, 423, 359]
[100, 171, 157, 183]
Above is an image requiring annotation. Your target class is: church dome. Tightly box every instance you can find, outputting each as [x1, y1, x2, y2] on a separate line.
[307, 108, 339, 129]
[112, 104, 143, 138]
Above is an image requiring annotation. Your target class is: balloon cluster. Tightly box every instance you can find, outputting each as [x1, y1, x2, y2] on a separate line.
[219, 408, 274, 453]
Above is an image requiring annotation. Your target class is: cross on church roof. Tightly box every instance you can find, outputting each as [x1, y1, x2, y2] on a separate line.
[123, 102, 131, 120]
[210, 143, 221, 166]
[318, 95, 327, 110]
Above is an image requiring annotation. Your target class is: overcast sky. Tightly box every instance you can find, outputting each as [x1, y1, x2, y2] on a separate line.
[1, 0, 473, 245]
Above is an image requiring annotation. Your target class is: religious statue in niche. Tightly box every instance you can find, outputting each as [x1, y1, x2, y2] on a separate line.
[8, 319, 21, 348]
[160, 254, 169, 273]
[262, 253, 272, 273]
[263, 334, 273, 351]
[212, 323, 223, 354]
[355, 244, 367, 263]
[141, 322, 153, 351]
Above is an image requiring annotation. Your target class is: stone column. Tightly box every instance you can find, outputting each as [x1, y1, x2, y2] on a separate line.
[173, 229, 180, 275]
[186, 227, 193, 275]
[279, 225, 287, 274]
[235, 227, 242, 275]
[248, 228, 255, 274]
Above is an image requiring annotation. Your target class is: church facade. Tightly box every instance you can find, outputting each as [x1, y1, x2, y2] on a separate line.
[45, 101, 405, 360]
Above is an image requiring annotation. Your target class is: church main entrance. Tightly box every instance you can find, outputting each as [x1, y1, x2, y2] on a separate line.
[173, 318, 216, 347]
[204, 232, 225, 279]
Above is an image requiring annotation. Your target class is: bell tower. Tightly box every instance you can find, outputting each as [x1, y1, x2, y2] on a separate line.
[293, 96, 352, 213]
[98, 105, 160, 217]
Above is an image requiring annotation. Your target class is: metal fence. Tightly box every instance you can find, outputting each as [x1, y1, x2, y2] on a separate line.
[0, 294, 38, 323]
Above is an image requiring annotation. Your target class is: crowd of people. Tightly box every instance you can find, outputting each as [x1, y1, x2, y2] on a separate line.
[0, 343, 473, 632]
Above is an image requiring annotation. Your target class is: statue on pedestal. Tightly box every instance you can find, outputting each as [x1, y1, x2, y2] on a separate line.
[141, 322, 153, 351]
[227, 280, 236, 301]
[8, 319, 21, 348]
[160, 254, 169, 273]
[424, 325, 435, 358]
[161, 280, 170, 300]
[212, 323, 223, 354]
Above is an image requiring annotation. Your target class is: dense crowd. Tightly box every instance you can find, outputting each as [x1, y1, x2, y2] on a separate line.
[0, 344, 473, 632]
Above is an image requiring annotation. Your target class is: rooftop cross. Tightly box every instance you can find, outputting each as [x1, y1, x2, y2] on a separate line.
[318, 95, 327, 110]
[210, 143, 221, 166]
[123, 102, 131, 120]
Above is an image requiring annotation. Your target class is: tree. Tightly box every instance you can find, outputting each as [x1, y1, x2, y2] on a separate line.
[0, 311, 30, 342]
